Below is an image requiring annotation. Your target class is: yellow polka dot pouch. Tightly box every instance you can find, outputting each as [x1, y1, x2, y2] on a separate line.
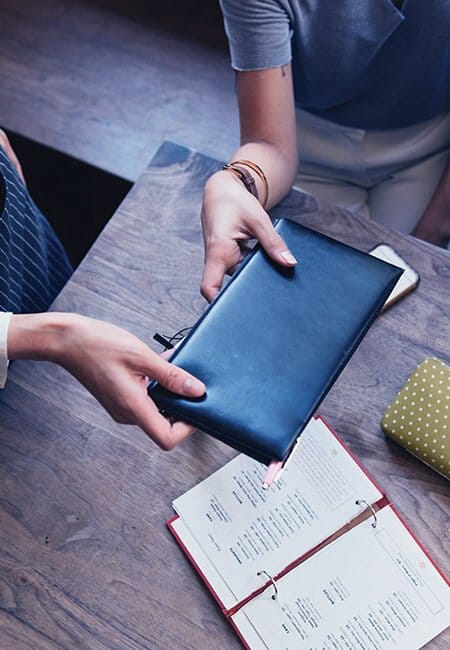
[381, 357, 449, 480]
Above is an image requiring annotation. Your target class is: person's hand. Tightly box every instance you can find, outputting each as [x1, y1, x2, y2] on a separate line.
[8, 313, 205, 450]
[412, 211, 450, 248]
[0, 129, 26, 185]
[201, 170, 297, 302]
[412, 161, 450, 248]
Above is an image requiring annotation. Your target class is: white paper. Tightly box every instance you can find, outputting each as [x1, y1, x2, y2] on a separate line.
[169, 517, 238, 610]
[173, 418, 382, 605]
[232, 506, 450, 649]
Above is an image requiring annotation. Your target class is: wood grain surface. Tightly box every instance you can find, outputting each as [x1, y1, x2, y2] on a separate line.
[0, 142, 448, 648]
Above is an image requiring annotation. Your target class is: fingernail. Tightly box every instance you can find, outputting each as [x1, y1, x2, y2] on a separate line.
[281, 250, 298, 265]
[182, 378, 205, 396]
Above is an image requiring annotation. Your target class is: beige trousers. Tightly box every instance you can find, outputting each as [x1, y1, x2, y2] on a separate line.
[295, 109, 450, 235]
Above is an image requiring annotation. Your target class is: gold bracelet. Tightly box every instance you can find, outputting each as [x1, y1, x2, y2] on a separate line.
[230, 159, 269, 208]
[222, 163, 259, 202]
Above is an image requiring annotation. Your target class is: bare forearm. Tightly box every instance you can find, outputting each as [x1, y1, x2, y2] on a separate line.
[225, 65, 298, 209]
[7, 313, 77, 362]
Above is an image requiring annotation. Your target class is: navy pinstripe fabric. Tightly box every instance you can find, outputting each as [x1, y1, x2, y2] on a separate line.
[0, 147, 72, 313]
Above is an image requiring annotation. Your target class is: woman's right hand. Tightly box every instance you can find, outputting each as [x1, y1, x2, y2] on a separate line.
[7, 313, 206, 451]
[201, 170, 297, 302]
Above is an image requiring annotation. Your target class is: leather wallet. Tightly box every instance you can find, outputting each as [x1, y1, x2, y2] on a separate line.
[381, 357, 449, 480]
[149, 218, 402, 464]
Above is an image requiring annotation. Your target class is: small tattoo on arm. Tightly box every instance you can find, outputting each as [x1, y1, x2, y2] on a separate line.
[281, 66, 286, 77]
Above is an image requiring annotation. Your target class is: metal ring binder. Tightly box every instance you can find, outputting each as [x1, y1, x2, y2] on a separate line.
[257, 570, 278, 600]
[356, 499, 378, 528]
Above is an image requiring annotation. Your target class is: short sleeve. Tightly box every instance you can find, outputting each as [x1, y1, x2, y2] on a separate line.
[219, 0, 292, 71]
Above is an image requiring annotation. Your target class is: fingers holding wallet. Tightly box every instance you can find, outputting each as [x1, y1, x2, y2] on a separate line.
[121, 352, 206, 450]
[7, 313, 205, 451]
[201, 170, 296, 302]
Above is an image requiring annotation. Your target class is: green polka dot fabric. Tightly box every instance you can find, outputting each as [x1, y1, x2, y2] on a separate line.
[381, 357, 450, 480]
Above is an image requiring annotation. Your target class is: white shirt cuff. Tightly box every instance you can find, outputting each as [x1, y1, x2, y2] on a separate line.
[0, 312, 13, 388]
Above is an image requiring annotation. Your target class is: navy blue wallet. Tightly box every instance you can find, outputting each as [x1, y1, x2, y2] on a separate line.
[148, 219, 402, 464]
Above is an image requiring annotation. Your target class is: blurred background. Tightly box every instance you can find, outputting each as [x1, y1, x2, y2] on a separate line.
[0, 0, 239, 265]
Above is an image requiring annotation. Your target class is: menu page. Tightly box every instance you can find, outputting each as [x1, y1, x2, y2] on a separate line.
[232, 506, 450, 649]
[173, 418, 382, 605]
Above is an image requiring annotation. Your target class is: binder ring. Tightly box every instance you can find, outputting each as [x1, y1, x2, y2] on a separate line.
[257, 570, 278, 600]
[355, 499, 377, 528]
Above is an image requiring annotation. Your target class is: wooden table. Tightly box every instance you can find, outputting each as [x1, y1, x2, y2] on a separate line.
[0, 142, 448, 648]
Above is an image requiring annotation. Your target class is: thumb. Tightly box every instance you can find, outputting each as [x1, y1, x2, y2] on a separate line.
[147, 353, 206, 398]
[250, 212, 297, 267]
[201, 250, 229, 302]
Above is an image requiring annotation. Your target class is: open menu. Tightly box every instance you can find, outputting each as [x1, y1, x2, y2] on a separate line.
[167, 417, 450, 649]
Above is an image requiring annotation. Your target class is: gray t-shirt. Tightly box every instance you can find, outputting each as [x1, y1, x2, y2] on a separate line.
[219, 0, 450, 129]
